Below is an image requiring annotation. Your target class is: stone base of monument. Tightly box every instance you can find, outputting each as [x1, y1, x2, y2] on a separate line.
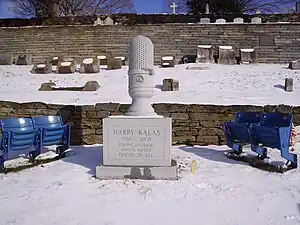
[96, 116, 178, 180]
[96, 162, 177, 180]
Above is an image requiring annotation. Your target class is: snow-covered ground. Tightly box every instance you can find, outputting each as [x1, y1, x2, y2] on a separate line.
[0, 63, 299, 106]
[1, 63, 300, 225]
[1, 144, 300, 225]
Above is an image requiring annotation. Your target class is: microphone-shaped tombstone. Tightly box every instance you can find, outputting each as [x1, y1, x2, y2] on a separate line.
[126, 35, 159, 116]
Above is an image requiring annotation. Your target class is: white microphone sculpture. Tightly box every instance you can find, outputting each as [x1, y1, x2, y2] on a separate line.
[126, 35, 159, 116]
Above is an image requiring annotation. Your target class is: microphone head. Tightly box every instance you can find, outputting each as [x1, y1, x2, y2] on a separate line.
[128, 35, 154, 73]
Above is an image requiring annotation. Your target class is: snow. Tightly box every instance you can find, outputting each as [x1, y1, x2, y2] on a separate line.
[1, 63, 300, 224]
[1, 144, 300, 225]
[0, 63, 299, 106]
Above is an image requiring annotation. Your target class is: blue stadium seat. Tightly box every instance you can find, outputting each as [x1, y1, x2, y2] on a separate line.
[0, 117, 39, 170]
[250, 112, 297, 167]
[32, 115, 71, 155]
[224, 112, 262, 153]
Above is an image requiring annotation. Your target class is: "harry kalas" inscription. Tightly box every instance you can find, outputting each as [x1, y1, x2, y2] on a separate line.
[109, 127, 164, 159]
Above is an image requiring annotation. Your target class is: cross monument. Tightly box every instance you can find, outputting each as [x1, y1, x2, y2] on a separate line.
[170, 2, 178, 14]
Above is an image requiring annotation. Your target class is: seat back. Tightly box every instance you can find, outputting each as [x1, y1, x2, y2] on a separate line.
[251, 113, 293, 149]
[260, 112, 293, 128]
[32, 115, 63, 128]
[1, 117, 34, 132]
[0, 117, 37, 151]
[32, 116, 65, 146]
[235, 112, 262, 124]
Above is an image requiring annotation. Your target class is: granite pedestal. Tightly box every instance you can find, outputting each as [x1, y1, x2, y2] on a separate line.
[96, 116, 177, 180]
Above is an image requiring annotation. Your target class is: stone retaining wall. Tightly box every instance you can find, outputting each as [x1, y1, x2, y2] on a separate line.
[0, 101, 299, 146]
[1, 23, 300, 64]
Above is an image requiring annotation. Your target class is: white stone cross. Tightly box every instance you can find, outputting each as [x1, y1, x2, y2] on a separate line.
[170, 2, 178, 14]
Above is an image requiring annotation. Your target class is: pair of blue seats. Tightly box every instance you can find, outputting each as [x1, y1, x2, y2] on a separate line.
[224, 112, 297, 168]
[0, 115, 71, 170]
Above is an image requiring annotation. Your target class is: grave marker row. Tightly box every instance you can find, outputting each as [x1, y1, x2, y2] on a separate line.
[94, 16, 114, 26]
[196, 45, 256, 65]
[199, 17, 262, 24]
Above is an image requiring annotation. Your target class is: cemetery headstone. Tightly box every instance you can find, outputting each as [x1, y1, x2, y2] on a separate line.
[107, 58, 122, 70]
[285, 78, 293, 92]
[97, 55, 108, 65]
[39, 81, 100, 91]
[218, 46, 236, 65]
[170, 2, 178, 14]
[96, 35, 177, 180]
[288, 59, 300, 70]
[15, 54, 32, 65]
[161, 56, 175, 67]
[251, 17, 262, 24]
[196, 45, 213, 63]
[259, 36, 275, 46]
[50, 56, 63, 66]
[0, 54, 13, 65]
[82, 81, 100, 91]
[103, 17, 114, 25]
[240, 48, 256, 64]
[56, 58, 76, 74]
[79, 57, 100, 73]
[114, 56, 126, 66]
[205, 3, 210, 14]
[233, 17, 244, 23]
[215, 18, 226, 24]
[94, 17, 103, 26]
[162, 78, 179, 91]
[31, 61, 52, 74]
[180, 55, 197, 64]
[38, 82, 56, 91]
[199, 18, 210, 24]
[186, 65, 209, 70]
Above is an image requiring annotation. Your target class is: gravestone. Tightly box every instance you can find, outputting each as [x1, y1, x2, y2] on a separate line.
[38, 82, 56, 91]
[162, 78, 179, 91]
[0, 54, 13, 65]
[251, 17, 262, 24]
[218, 46, 236, 65]
[97, 55, 108, 65]
[259, 36, 275, 46]
[285, 78, 293, 92]
[205, 3, 210, 14]
[180, 55, 196, 64]
[93, 17, 103, 26]
[199, 18, 210, 24]
[170, 2, 178, 14]
[50, 56, 63, 66]
[56, 58, 76, 74]
[240, 48, 256, 64]
[79, 57, 100, 73]
[96, 35, 177, 180]
[161, 56, 175, 67]
[31, 61, 52, 74]
[233, 17, 244, 23]
[288, 59, 300, 70]
[196, 45, 213, 63]
[15, 54, 32, 65]
[82, 81, 100, 91]
[215, 18, 226, 24]
[38, 81, 100, 91]
[107, 58, 122, 70]
[103, 17, 114, 25]
[186, 65, 209, 70]
[114, 56, 126, 66]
